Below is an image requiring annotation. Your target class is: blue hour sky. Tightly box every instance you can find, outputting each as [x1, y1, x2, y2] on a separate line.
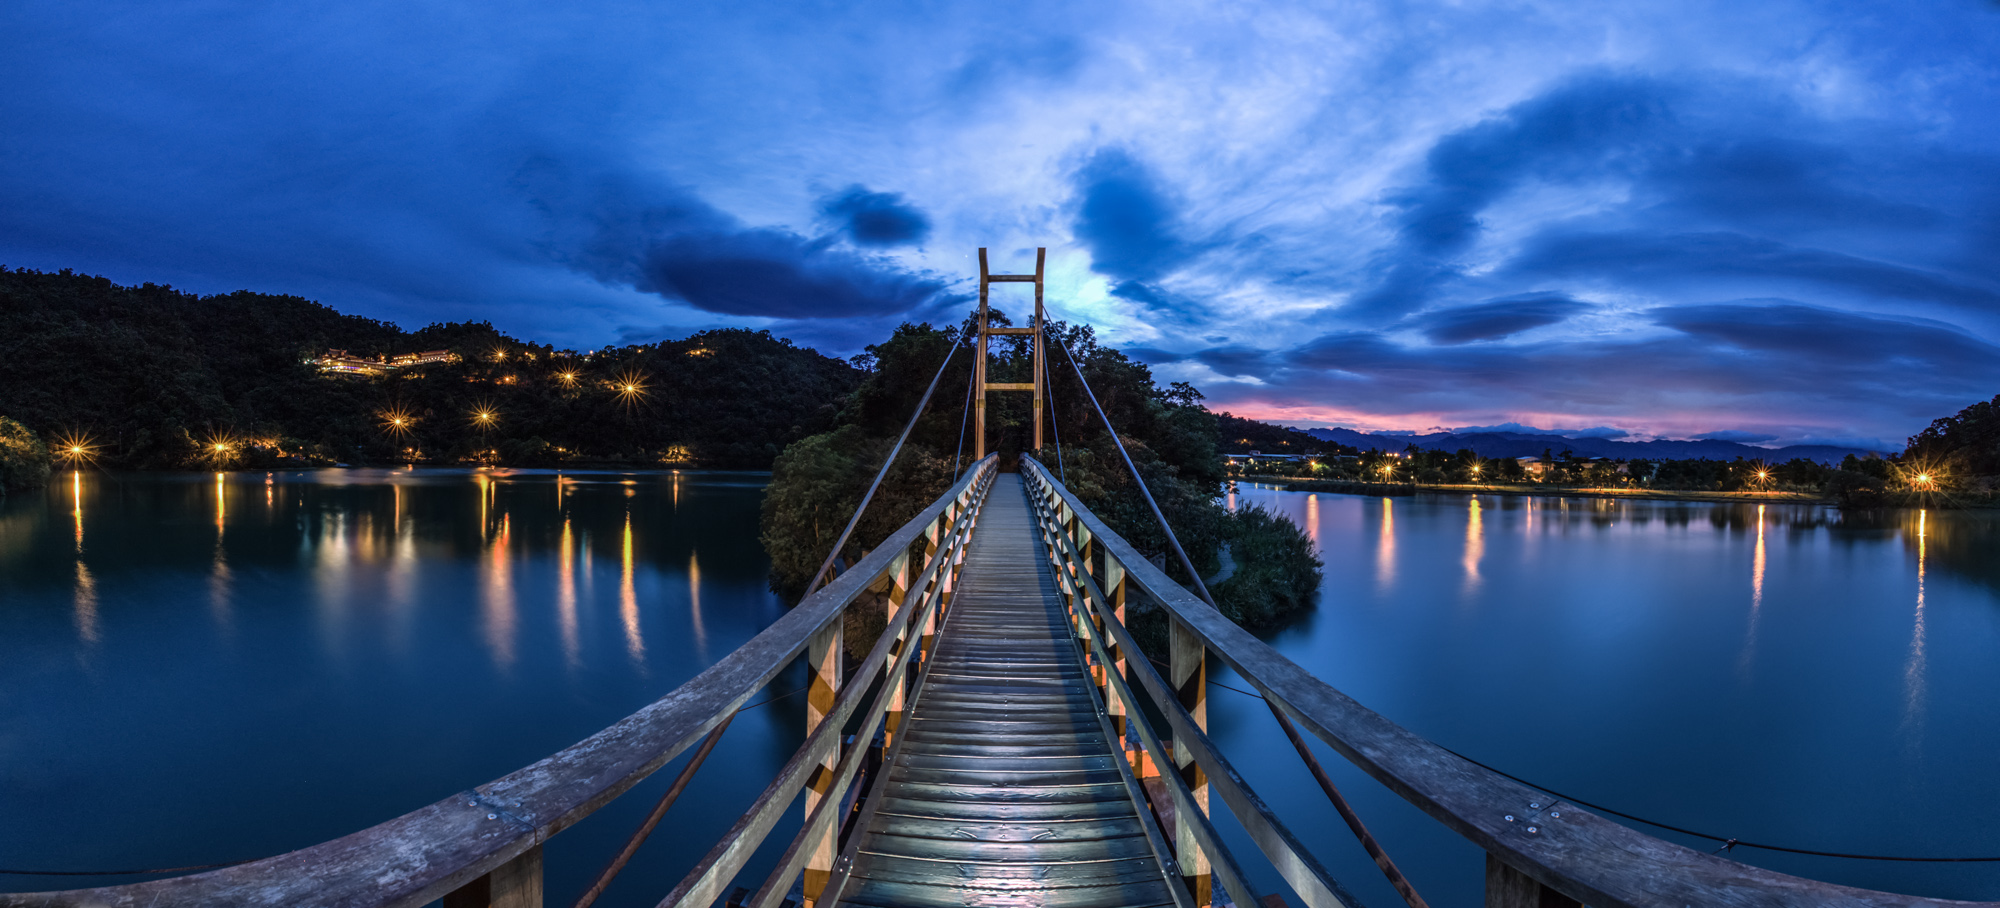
[5, 1, 2000, 449]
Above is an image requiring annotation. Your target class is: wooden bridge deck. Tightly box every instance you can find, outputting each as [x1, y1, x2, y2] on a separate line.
[834, 474, 1180, 908]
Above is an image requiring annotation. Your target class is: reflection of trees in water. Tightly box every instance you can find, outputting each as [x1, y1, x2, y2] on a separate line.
[1898, 510, 2000, 597]
[1498, 496, 1843, 533]
[0, 497, 51, 568]
[1826, 507, 2000, 598]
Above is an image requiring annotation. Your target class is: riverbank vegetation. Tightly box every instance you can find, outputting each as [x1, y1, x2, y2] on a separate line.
[0, 267, 858, 470]
[0, 416, 52, 494]
[1238, 394, 2000, 509]
[759, 315, 1323, 639]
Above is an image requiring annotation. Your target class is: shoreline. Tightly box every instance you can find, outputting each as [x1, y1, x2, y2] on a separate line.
[1237, 474, 1835, 505]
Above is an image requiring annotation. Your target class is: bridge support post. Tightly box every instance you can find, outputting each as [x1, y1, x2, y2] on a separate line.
[973, 247, 1046, 461]
[1484, 853, 1581, 908]
[442, 844, 542, 908]
[803, 621, 844, 907]
[1170, 620, 1213, 905]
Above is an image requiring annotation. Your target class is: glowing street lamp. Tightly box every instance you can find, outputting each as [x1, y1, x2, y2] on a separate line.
[53, 431, 97, 466]
[379, 407, 417, 438]
[556, 370, 580, 388]
[613, 368, 650, 409]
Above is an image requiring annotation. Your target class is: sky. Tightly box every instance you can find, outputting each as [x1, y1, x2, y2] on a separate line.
[5, 1, 2000, 450]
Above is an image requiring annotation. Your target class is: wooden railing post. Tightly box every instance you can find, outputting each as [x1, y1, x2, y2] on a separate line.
[1485, 853, 1581, 908]
[803, 621, 844, 907]
[927, 503, 955, 661]
[443, 845, 543, 908]
[1102, 554, 1128, 758]
[1170, 618, 1212, 905]
[881, 549, 911, 756]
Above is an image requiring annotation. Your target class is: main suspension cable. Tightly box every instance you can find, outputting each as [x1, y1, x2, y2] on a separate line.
[1042, 332, 1065, 484]
[805, 335, 964, 596]
[953, 349, 975, 481]
[1051, 332, 1219, 608]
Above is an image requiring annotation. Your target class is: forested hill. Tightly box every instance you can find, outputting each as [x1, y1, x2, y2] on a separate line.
[0, 267, 859, 469]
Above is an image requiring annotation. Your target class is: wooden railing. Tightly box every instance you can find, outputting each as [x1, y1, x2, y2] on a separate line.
[2, 455, 999, 908]
[1020, 456, 1995, 908]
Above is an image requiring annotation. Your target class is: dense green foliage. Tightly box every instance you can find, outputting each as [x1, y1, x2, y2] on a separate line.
[0, 268, 858, 468]
[1213, 506, 1321, 627]
[759, 425, 954, 597]
[0, 416, 52, 493]
[762, 315, 1323, 633]
[1906, 393, 2000, 478]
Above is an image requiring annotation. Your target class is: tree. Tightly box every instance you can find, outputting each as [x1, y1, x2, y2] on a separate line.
[0, 416, 52, 493]
[761, 316, 1322, 636]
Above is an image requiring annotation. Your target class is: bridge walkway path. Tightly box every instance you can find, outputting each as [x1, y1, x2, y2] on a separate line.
[832, 473, 1181, 908]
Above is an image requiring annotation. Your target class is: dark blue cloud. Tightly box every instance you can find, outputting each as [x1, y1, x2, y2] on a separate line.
[1414, 291, 1590, 343]
[638, 229, 944, 319]
[1648, 301, 1999, 362]
[1072, 148, 1184, 282]
[1513, 231, 2000, 312]
[1346, 74, 1671, 317]
[1645, 137, 1942, 233]
[517, 167, 949, 320]
[816, 185, 932, 247]
[1452, 422, 1632, 438]
[1693, 430, 1778, 443]
[1193, 345, 1276, 377]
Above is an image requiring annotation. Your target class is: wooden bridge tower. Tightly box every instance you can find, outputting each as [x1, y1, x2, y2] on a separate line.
[973, 247, 1045, 460]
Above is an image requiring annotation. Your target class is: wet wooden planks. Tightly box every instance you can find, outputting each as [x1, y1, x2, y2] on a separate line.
[836, 474, 1178, 908]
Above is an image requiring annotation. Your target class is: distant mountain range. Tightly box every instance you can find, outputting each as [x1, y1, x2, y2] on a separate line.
[1297, 427, 1884, 464]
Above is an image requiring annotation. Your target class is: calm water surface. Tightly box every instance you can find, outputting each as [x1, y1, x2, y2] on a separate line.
[1, 468, 805, 905]
[4, 472, 1999, 905]
[1212, 484, 2000, 906]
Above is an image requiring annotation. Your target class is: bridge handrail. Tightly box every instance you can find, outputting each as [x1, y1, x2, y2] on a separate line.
[2, 455, 1000, 908]
[1022, 464, 1365, 908]
[1020, 456, 1993, 908]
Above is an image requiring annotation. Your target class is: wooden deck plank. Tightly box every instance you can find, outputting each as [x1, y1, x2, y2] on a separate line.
[834, 474, 1178, 908]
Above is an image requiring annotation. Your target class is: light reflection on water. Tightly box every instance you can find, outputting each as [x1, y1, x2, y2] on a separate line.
[1220, 485, 2000, 905]
[0, 467, 797, 905]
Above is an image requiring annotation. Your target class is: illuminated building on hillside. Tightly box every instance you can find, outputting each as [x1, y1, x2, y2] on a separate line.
[310, 349, 456, 376]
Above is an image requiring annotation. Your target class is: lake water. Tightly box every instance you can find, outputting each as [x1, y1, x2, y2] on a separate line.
[0, 468, 808, 905]
[1213, 484, 2000, 906]
[3, 471, 1997, 905]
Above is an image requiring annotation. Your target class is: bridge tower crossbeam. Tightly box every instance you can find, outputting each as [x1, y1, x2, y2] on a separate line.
[973, 246, 1044, 460]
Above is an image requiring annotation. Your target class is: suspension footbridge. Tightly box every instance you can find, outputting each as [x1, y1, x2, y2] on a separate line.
[6, 250, 1988, 908]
